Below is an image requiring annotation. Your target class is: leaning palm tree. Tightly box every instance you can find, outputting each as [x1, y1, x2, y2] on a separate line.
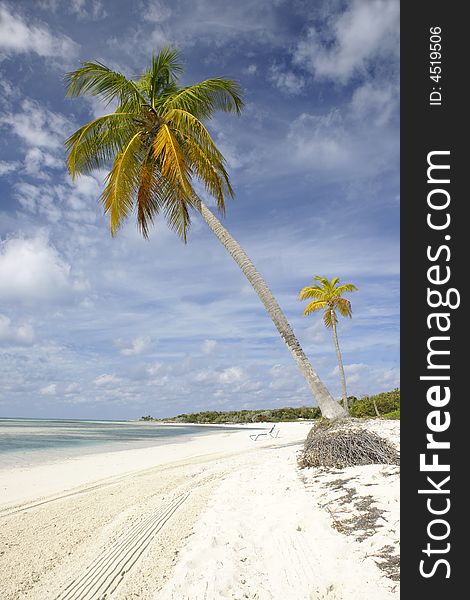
[64, 48, 347, 420]
[299, 276, 357, 410]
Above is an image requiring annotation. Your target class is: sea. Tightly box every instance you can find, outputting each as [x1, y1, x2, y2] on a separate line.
[0, 418, 244, 469]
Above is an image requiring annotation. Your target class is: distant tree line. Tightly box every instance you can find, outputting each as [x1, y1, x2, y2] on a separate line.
[140, 389, 400, 423]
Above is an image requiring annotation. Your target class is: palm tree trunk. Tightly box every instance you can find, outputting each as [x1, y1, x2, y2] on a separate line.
[193, 196, 348, 420]
[331, 316, 348, 411]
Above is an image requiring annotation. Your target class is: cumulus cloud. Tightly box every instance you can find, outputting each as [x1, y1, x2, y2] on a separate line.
[268, 64, 305, 95]
[0, 314, 34, 345]
[147, 362, 163, 376]
[65, 382, 80, 393]
[94, 374, 122, 387]
[243, 64, 257, 75]
[201, 339, 217, 354]
[119, 335, 151, 356]
[286, 111, 352, 172]
[0, 235, 78, 303]
[0, 4, 78, 59]
[195, 366, 244, 385]
[0, 160, 19, 176]
[331, 362, 368, 384]
[218, 366, 244, 384]
[294, 0, 399, 84]
[40, 383, 57, 395]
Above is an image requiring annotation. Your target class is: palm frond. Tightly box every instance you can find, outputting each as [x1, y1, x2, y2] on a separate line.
[323, 309, 337, 328]
[334, 298, 353, 318]
[135, 158, 191, 241]
[65, 112, 137, 178]
[65, 62, 147, 111]
[159, 178, 193, 241]
[101, 132, 143, 235]
[136, 159, 157, 239]
[153, 123, 193, 198]
[150, 48, 183, 101]
[166, 109, 223, 158]
[313, 275, 330, 287]
[183, 136, 233, 212]
[298, 286, 325, 301]
[303, 300, 327, 316]
[335, 283, 358, 294]
[163, 78, 243, 118]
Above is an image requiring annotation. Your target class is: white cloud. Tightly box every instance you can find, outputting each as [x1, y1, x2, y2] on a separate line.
[201, 339, 217, 354]
[350, 81, 398, 126]
[94, 374, 122, 386]
[147, 362, 162, 376]
[0, 160, 19, 176]
[0, 99, 72, 149]
[286, 111, 351, 171]
[218, 366, 244, 384]
[69, 0, 107, 20]
[23, 148, 63, 179]
[244, 64, 257, 75]
[120, 335, 151, 356]
[0, 235, 77, 303]
[194, 366, 244, 385]
[294, 0, 399, 84]
[0, 314, 34, 345]
[40, 383, 57, 396]
[144, 0, 172, 22]
[65, 382, 80, 393]
[268, 64, 305, 95]
[0, 4, 78, 58]
[331, 362, 368, 384]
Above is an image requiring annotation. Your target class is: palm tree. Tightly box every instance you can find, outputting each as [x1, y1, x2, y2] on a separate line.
[299, 276, 357, 411]
[64, 48, 347, 420]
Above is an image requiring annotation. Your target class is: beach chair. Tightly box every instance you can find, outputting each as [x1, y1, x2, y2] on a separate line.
[249, 424, 280, 441]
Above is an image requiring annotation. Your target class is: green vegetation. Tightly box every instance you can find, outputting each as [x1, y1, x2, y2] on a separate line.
[382, 409, 401, 420]
[142, 406, 322, 424]
[348, 389, 400, 418]
[140, 390, 400, 423]
[298, 276, 358, 411]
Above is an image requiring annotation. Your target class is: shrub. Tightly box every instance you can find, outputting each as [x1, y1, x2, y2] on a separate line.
[383, 409, 400, 420]
[349, 389, 400, 418]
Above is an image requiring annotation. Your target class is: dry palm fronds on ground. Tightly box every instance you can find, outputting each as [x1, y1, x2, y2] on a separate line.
[298, 419, 400, 469]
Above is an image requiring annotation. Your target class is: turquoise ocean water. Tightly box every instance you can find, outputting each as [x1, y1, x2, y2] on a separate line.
[0, 418, 243, 469]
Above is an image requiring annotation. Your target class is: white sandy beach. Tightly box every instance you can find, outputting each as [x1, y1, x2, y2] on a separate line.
[0, 420, 399, 600]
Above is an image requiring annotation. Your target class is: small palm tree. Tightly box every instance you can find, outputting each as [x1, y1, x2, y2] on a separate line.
[299, 276, 358, 411]
[64, 48, 347, 420]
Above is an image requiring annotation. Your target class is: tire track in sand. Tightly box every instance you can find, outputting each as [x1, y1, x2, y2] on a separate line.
[55, 491, 190, 600]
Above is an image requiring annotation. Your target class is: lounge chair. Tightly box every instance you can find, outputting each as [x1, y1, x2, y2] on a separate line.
[249, 424, 280, 441]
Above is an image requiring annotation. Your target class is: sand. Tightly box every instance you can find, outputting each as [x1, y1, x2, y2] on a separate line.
[0, 420, 399, 599]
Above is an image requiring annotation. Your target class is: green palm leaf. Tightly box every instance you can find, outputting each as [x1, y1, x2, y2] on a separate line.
[162, 78, 243, 119]
[65, 112, 137, 177]
[65, 62, 146, 111]
[101, 132, 143, 235]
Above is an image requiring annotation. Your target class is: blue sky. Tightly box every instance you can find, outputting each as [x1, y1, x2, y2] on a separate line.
[0, 0, 399, 419]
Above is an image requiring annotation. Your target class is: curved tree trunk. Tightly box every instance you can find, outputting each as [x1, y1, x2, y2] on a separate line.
[193, 196, 347, 420]
[331, 315, 348, 411]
